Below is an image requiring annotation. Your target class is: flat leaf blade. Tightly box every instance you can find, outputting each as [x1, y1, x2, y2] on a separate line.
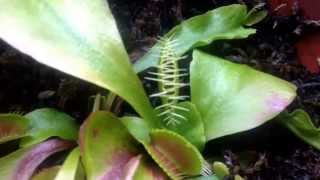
[191, 50, 297, 140]
[121, 116, 151, 144]
[134, 4, 256, 72]
[20, 108, 78, 147]
[245, 10, 268, 26]
[0, 0, 157, 125]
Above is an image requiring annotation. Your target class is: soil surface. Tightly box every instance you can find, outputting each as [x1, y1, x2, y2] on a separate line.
[0, 0, 319, 179]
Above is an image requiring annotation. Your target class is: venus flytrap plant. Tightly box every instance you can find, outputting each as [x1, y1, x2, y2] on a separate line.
[0, 105, 168, 180]
[0, 1, 302, 180]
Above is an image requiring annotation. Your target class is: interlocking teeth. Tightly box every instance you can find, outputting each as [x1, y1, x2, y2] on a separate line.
[148, 72, 188, 78]
[157, 68, 188, 73]
[201, 160, 213, 176]
[144, 77, 189, 86]
[163, 116, 182, 126]
[158, 95, 189, 100]
[150, 90, 176, 98]
[146, 36, 190, 126]
[171, 112, 188, 121]
[170, 105, 189, 111]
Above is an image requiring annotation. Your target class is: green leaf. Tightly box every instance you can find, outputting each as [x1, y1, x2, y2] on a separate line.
[0, 139, 74, 180]
[55, 148, 84, 180]
[191, 50, 297, 141]
[0, 114, 29, 144]
[32, 166, 60, 180]
[134, 4, 256, 72]
[245, 10, 268, 26]
[121, 116, 152, 144]
[79, 111, 139, 180]
[167, 102, 206, 151]
[20, 108, 78, 147]
[0, 0, 157, 125]
[144, 129, 204, 180]
[280, 109, 320, 150]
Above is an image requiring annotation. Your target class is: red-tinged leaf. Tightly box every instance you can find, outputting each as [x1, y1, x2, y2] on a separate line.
[122, 155, 142, 179]
[0, 114, 29, 144]
[122, 155, 167, 180]
[296, 32, 320, 74]
[268, 0, 294, 16]
[144, 129, 205, 180]
[80, 111, 167, 180]
[0, 139, 75, 180]
[79, 111, 139, 180]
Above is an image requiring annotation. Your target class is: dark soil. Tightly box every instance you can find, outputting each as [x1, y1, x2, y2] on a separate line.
[0, 0, 319, 179]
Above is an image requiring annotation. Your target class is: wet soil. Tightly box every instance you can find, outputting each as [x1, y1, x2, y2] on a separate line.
[0, 0, 319, 179]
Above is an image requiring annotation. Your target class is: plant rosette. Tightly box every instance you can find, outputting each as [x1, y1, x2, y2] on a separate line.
[0, 1, 305, 180]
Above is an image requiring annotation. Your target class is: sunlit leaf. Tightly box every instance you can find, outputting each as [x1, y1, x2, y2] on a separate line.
[0, 0, 157, 125]
[0, 139, 74, 180]
[55, 148, 84, 180]
[32, 166, 60, 180]
[280, 109, 320, 150]
[145, 129, 204, 180]
[134, 4, 256, 72]
[20, 108, 78, 147]
[191, 50, 297, 140]
[0, 114, 29, 144]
